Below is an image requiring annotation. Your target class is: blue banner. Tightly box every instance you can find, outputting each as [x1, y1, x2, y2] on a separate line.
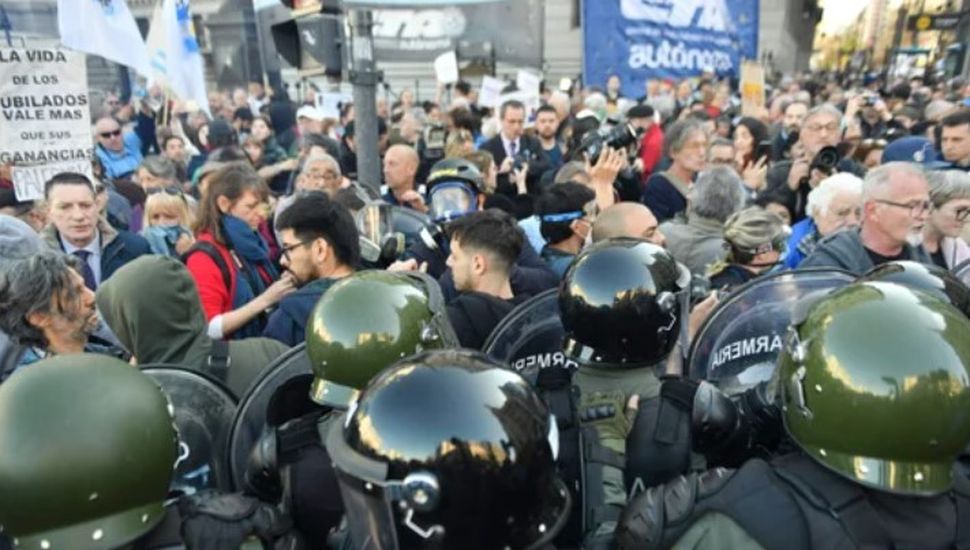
[583, 0, 759, 97]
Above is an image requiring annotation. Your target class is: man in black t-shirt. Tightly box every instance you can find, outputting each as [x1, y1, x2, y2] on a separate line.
[801, 162, 932, 274]
[444, 210, 530, 349]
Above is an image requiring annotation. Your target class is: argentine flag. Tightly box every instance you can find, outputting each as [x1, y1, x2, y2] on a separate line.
[147, 0, 210, 115]
[57, 0, 151, 76]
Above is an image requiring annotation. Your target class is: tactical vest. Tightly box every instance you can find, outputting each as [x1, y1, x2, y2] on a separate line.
[646, 454, 970, 550]
[247, 410, 344, 550]
[545, 365, 694, 547]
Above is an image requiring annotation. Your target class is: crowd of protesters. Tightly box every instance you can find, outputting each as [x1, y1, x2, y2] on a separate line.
[2, 69, 970, 369]
[2, 66, 970, 548]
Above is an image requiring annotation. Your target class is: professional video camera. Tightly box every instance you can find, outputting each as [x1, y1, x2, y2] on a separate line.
[798, 145, 841, 189]
[577, 122, 643, 164]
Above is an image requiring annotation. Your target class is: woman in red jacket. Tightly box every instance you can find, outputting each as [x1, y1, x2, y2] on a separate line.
[186, 163, 294, 339]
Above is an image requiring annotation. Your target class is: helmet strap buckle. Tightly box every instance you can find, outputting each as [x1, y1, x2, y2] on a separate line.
[403, 507, 444, 540]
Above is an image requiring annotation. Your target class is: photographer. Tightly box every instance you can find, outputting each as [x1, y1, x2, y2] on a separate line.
[481, 100, 551, 198]
[765, 104, 866, 221]
[846, 91, 892, 140]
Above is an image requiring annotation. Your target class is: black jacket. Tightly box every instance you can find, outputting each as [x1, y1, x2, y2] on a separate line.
[447, 292, 529, 350]
[480, 134, 551, 198]
[765, 158, 866, 221]
[403, 228, 559, 301]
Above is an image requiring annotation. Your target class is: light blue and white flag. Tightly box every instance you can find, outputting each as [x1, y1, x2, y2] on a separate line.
[147, 0, 210, 115]
[57, 0, 150, 76]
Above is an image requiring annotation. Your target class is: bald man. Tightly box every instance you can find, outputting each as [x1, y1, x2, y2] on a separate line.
[592, 202, 666, 246]
[382, 144, 427, 212]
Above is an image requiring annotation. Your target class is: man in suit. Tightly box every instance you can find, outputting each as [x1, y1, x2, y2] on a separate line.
[481, 99, 551, 198]
[39, 172, 151, 290]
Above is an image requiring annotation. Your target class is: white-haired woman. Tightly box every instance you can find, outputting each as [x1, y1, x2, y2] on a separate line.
[784, 173, 864, 269]
[923, 171, 970, 269]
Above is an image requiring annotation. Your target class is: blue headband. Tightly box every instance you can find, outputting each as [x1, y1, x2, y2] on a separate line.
[540, 211, 584, 223]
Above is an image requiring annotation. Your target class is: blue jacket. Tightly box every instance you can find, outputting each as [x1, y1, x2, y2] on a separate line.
[95, 132, 144, 181]
[784, 218, 818, 269]
[263, 278, 339, 347]
[540, 245, 575, 280]
[41, 219, 151, 284]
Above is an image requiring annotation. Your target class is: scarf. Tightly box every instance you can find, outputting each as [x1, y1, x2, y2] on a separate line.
[220, 214, 279, 339]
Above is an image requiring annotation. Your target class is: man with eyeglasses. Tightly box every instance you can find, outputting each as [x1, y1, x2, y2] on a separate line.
[801, 162, 931, 274]
[93, 116, 144, 181]
[766, 104, 867, 222]
[706, 138, 737, 168]
[263, 192, 358, 347]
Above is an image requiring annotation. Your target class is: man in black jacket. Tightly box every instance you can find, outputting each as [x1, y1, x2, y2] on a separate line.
[444, 210, 530, 349]
[480, 99, 551, 197]
[394, 159, 559, 300]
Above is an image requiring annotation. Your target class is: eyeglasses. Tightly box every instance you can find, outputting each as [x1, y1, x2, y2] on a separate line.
[146, 186, 188, 202]
[280, 239, 314, 262]
[804, 122, 840, 134]
[707, 157, 735, 166]
[874, 199, 932, 217]
[99, 129, 122, 139]
[942, 205, 970, 222]
[306, 171, 340, 182]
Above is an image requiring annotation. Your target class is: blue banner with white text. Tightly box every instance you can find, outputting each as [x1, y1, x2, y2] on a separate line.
[583, 0, 759, 97]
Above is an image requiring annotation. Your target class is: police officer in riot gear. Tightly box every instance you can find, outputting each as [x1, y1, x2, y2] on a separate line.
[399, 157, 557, 299]
[326, 349, 570, 549]
[617, 281, 970, 549]
[244, 270, 459, 548]
[558, 237, 708, 547]
[0, 354, 304, 550]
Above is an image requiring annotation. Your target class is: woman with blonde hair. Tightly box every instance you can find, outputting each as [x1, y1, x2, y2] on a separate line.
[707, 207, 788, 290]
[445, 129, 475, 158]
[141, 190, 195, 257]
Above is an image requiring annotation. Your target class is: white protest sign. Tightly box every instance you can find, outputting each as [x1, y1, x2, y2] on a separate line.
[515, 69, 540, 97]
[433, 51, 459, 84]
[478, 76, 506, 109]
[315, 91, 353, 120]
[0, 48, 93, 201]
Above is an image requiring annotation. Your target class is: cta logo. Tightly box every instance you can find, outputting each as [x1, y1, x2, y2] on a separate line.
[373, 7, 467, 40]
[620, 0, 735, 33]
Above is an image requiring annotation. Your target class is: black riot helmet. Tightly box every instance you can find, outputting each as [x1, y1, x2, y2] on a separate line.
[859, 260, 970, 318]
[424, 158, 485, 223]
[559, 238, 690, 367]
[325, 349, 569, 550]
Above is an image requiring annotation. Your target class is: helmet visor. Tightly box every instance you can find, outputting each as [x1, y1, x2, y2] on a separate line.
[428, 182, 476, 223]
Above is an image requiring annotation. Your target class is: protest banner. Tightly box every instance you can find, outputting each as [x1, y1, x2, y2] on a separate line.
[583, 0, 759, 97]
[740, 61, 766, 116]
[478, 76, 506, 109]
[434, 51, 459, 84]
[0, 48, 93, 201]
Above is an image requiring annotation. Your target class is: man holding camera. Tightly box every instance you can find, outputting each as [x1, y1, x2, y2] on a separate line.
[481, 99, 551, 197]
[848, 92, 892, 140]
[766, 104, 866, 221]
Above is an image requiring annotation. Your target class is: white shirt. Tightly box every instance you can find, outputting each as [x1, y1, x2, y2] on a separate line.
[501, 133, 521, 159]
[60, 230, 102, 287]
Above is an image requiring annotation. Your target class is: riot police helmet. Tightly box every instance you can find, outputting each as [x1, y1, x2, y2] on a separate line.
[559, 238, 690, 367]
[325, 349, 570, 549]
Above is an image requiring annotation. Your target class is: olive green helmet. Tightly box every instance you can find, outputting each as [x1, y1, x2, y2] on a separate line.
[305, 270, 459, 408]
[0, 354, 178, 549]
[777, 281, 970, 495]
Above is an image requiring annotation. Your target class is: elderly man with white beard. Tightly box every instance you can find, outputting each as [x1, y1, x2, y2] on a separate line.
[800, 162, 932, 274]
